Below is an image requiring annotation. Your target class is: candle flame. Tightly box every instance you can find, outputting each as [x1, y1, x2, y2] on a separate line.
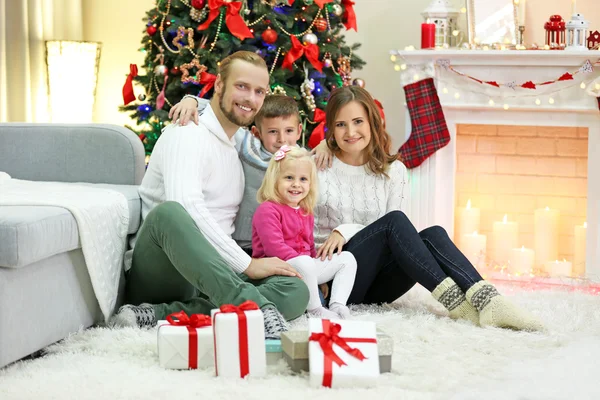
[466, 199, 472, 209]
[503, 214, 508, 224]
[545, 206, 550, 211]
[584, 222, 588, 228]
[521, 245, 525, 251]
[563, 258, 567, 262]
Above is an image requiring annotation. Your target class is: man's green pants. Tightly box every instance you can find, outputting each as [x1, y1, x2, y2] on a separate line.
[125, 201, 309, 320]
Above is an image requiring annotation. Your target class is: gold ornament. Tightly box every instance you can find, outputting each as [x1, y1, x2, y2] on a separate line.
[180, 58, 208, 84]
[352, 78, 365, 88]
[173, 26, 195, 51]
[190, 7, 208, 22]
[269, 85, 287, 95]
[301, 68, 316, 112]
[337, 55, 352, 86]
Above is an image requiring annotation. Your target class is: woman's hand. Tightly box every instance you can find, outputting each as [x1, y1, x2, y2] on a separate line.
[316, 231, 345, 261]
[319, 283, 329, 299]
[310, 139, 333, 170]
[168, 97, 199, 126]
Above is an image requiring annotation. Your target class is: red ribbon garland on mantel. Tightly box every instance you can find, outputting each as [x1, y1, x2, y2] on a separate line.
[440, 59, 599, 90]
[309, 319, 377, 388]
[213, 300, 260, 378]
[165, 311, 212, 369]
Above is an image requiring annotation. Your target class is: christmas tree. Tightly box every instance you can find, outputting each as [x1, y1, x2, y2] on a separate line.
[120, 0, 365, 155]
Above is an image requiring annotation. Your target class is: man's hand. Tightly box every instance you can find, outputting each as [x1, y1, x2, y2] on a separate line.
[319, 283, 329, 299]
[316, 231, 345, 261]
[310, 139, 333, 170]
[168, 97, 199, 126]
[245, 257, 302, 280]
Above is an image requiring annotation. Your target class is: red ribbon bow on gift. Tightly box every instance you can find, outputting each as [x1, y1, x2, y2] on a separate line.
[309, 319, 377, 388]
[122, 64, 138, 105]
[282, 35, 323, 72]
[308, 108, 326, 149]
[214, 300, 260, 378]
[199, 71, 217, 98]
[341, 0, 357, 31]
[165, 311, 212, 369]
[197, 0, 254, 41]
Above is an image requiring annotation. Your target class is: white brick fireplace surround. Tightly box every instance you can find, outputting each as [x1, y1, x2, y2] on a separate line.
[393, 50, 600, 278]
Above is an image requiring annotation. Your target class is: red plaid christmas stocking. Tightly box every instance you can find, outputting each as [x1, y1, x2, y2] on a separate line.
[398, 77, 450, 169]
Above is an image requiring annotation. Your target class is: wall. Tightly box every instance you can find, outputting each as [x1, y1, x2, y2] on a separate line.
[82, 0, 154, 127]
[454, 124, 588, 263]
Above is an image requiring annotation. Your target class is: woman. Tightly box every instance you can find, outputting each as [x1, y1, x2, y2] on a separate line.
[313, 86, 543, 331]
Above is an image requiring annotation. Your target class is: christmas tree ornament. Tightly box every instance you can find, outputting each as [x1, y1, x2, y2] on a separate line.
[156, 75, 169, 110]
[270, 85, 288, 95]
[262, 27, 278, 44]
[301, 67, 317, 112]
[180, 58, 208, 84]
[171, 66, 180, 74]
[154, 64, 169, 76]
[122, 64, 138, 105]
[352, 77, 365, 88]
[341, 0, 357, 31]
[173, 26, 196, 51]
[282, 35, 323, 72]
[190, 6, 208, 22]
[138, 94, 147, 101]
[330, 4, 343, 16]
[302, 32, 318, 45]
[314, 17, 328, 32]
[164, 20, 172, 28]
[337, 55, 352, 86]
[197, 0, 254, 40]
[191, 0, 206, 8]
[323, 52, 333, 68]
[147, 25, 158, 35]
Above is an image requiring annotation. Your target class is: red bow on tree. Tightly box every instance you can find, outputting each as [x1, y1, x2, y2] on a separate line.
[282, 35, 323, 72]
[341, 0, 357, 31]
[122, 64, 138, 105]
[197, 0, 253, 41]
[199, 71, 217, 98]
[308, 108, 326, 149]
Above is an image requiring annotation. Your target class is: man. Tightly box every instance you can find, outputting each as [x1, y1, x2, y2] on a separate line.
[111, 51, 309, 339]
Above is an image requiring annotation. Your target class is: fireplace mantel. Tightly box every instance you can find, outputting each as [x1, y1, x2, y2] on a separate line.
[393, 49, 600, 278]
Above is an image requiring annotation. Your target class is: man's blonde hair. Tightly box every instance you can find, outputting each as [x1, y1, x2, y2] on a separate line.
[257, 147, 318, 214]
[218, 51, 268, 85]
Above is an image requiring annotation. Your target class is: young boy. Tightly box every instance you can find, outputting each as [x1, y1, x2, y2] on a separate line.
[178, 94, 303, 253]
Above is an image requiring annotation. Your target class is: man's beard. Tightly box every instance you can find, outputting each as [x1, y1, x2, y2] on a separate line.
[219, 87, 255, 127]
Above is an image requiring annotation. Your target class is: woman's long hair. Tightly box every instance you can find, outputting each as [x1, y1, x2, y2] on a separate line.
[324, 86, 397, 176]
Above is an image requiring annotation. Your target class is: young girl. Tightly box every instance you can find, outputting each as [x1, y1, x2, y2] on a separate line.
[252, 145, 357, 319]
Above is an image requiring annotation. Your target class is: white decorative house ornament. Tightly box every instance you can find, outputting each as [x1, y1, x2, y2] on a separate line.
[566, 13, 590, 51]
[422, 0, 459, 48]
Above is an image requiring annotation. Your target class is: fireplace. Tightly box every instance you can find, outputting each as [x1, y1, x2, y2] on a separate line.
[393, 50, 600, 280]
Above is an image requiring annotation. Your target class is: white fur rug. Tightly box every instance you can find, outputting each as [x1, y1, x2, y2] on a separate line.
[1, 285, 600, 400]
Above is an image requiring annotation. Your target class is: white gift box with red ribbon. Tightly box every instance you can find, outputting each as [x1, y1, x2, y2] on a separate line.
[308, 318, 379, 388]
[157, 311, 214, 370]
[211, 300, 267, 378]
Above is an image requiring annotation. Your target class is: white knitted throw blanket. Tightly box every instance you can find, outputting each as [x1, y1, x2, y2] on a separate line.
[0, 172, 129, 321]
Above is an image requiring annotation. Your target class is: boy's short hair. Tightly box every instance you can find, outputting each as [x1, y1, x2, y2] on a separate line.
[254, 95, 300, 129]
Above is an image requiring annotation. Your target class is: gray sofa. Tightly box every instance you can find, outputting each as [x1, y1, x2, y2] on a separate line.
[0, 123, 145, 368]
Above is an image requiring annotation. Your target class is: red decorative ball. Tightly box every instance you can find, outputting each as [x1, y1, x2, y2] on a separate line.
[191, 0, 206, 8]
[171, 66, 180, 75]
[146, 25, 157, 35]
[164, 20, 171, 28]
[262, 28, 278, 44]
[314, 18, 327, 32]
[138, 133, 146, 141]
[264, 19, 271, 25]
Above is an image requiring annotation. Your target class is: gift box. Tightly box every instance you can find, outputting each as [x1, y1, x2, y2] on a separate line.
[307, 318, 379, 388]
[266, 339, 283, 365]
[211, 300, 267, 378]
[157, 311, 214, 370]
[281, 327, 393, 374]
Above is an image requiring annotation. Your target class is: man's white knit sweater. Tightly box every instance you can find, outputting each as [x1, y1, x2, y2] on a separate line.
[314, 157, 408, 247]
[133, 104, 251, 273]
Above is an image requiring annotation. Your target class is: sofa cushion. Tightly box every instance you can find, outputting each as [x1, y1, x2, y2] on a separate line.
[0, 184, 140, 268]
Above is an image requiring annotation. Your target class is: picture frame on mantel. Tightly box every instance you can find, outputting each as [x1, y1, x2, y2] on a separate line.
[466, 0, 520, 45]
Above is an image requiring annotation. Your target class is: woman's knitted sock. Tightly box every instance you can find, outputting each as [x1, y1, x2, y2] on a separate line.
[432, 277, 479, 325]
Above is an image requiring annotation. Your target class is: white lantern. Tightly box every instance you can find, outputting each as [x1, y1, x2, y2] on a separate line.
[421, 0, 459, 48]
[566, 13, 589, 51]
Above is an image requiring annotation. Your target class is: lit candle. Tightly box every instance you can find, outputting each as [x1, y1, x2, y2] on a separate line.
[571, 0, 577, 15]
[509, 246, 535, 275]
[462, 231, 487, 267]
[573, 222, 587, 277]
[516, 0, 526, 26]
[455, 199, 480, 247]
[534, 207, 559, 267]
[544, 259, 572, 277]
[492, 214, 519, 264]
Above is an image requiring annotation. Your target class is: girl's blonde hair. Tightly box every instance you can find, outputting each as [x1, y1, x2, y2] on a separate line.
[257, 147, 318, 214]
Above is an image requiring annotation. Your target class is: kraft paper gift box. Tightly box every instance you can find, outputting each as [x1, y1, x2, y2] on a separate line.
[281, 328, 393, 374]
[157, 312, 214, 370]
[211, 301, 267, 378]
[308, 318, 379, 388]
